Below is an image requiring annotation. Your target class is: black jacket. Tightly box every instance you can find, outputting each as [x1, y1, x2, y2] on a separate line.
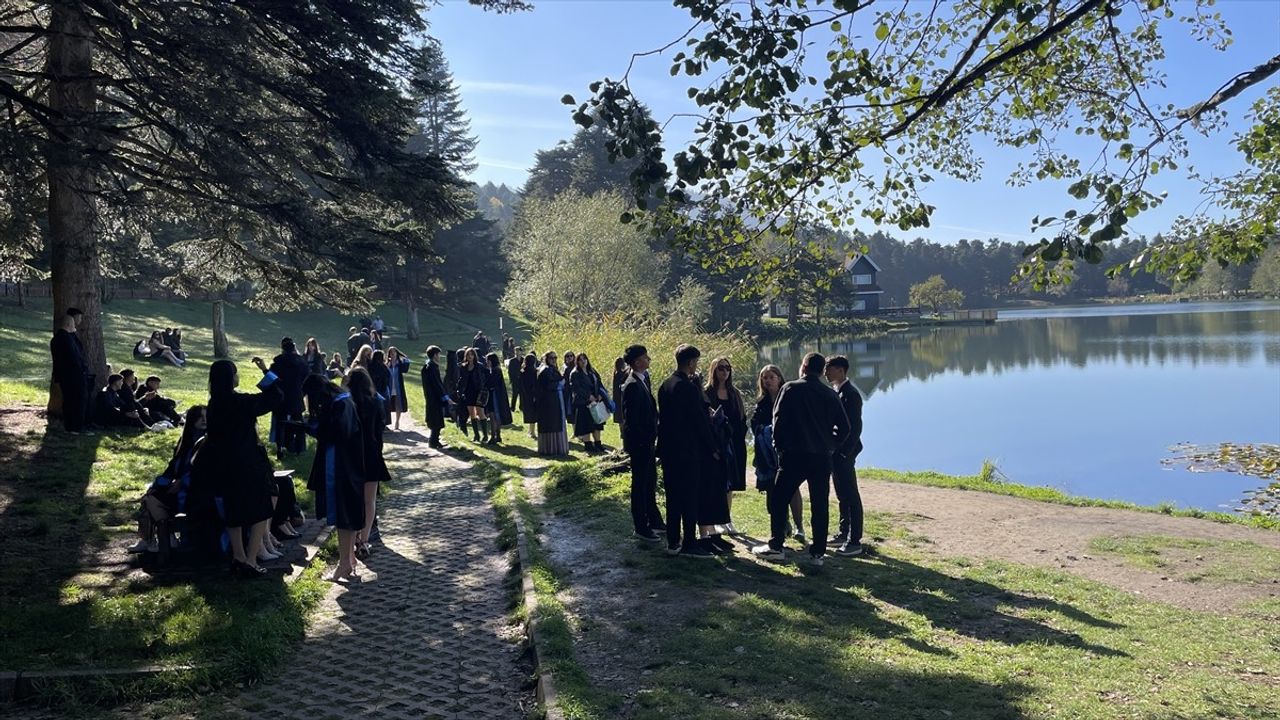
[569, 368, 601, 408]
[270, 351, 310, 417]
[657, 370, 716, 462]
[50, 329, 89, 384]
[833, 379, 864, 460]
[620, 371, 657, 450]
[772, 374, 850, 457]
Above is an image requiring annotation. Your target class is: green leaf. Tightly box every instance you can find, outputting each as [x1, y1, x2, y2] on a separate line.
[875, 23, 889, 41]
[561, 94, 575, 105]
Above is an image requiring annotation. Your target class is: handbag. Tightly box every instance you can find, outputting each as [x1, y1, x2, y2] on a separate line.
[588, 400, 609, 425]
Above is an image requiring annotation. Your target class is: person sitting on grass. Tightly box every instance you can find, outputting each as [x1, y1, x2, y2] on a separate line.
[97, 374, 153, 431]
[327, 352, 346, 379]
[147, 331, 185, 367]
[137, 374, 183, 426]
[117, 368, 160, 426]
[130, 406, 207, 553]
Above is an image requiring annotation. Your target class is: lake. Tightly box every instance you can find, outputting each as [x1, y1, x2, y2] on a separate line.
[758, 300, 1280, 513]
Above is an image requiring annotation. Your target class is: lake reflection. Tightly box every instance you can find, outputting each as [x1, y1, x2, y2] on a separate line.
[758, 301, 1280, 512]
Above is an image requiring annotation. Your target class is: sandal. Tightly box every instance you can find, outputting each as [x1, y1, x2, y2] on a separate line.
[355, 542, 371, 561]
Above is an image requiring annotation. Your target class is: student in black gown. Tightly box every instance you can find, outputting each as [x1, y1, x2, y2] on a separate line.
[51, 307, 93, 433]
[536, 351, 569, 456]
[506, 350, 523, 415]
[194, 358, 283, 578]
[327, 352, 346, 380]
[347, 368, 390, 562]
[421, 345, 449, 449]
[561, 351, 576, 422]
[131, 405, 207, 554]
[269, 337, 310, 458]
[346, 326, 368, 364]
[385, 346, 411, 431]
[824, 355, 865, 556]
[611, 357, 627, 426]
[367, 349, 392, 428]
[97, 374, 151, 430]
[657, 344, 719, 559]
[705, 358, 748, 536]
[519, 353, 539, 439]
[460, 348, 488, 442]
[137, 375, 183, 426]
[118, 369, 157, 426]
[303, 337, 328, 376]
[485, 352, 513, 445]
[569, 353, 606, 452]
[752, 365, 806, 542]
[303, 373, 364, 582]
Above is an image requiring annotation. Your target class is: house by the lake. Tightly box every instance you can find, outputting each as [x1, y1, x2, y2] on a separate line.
[769, 252, 885, 317]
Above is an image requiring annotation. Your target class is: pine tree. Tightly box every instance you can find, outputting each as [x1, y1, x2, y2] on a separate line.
[407, 38, 478, 176]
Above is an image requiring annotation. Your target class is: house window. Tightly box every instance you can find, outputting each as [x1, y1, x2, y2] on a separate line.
[853, 273, 873, 285]
[852, 299, 866, 311]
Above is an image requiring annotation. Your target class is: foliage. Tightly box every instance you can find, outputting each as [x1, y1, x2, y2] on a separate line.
[474, 181, 520, 231]
[1247, 244, 1280, 297]
[664, 276, 714, 331]
[522, 121, 661, 202]
[502, 191, 669, 324]
[569, 0, 1277, 296]
[909, 274, 966, 314]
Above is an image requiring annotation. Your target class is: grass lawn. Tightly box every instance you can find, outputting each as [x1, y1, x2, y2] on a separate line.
[446, 414, 1280, 719]
[0, 297, 524, 703]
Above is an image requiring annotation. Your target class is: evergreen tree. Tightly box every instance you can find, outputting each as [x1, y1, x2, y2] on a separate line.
[407, 38, 478, 176]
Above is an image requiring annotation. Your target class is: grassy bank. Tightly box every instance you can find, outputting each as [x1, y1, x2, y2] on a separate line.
[0, 297, 522, 704]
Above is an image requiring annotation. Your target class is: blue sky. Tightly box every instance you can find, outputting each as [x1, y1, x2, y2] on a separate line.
[427, 0, 1280, 244]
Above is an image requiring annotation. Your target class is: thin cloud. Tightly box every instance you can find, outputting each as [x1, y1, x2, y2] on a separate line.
[458, 79, 568, 98]
[476, 156, 529, 172]
[471, 114, 569, 131]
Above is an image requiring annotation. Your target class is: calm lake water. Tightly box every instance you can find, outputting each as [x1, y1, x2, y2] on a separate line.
[758, 300, 1280, 513]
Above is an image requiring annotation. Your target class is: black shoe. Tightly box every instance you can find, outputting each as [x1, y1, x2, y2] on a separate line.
[650, 521, 667, 532]
[836, 542, 864, 557]
[665, 543, 681, 557]
[633, 529, 662, 542]
[830, 532, 849, 545]
[682, 543, 716, 559]
[708, 536, 735, 553]
[231, 560, 267, 578]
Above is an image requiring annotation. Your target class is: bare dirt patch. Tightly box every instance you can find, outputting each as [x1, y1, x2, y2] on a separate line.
[861, 479, 1280, 612]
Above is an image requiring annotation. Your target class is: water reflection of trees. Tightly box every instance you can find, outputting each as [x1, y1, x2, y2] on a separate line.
[759, 310, 1279, 399]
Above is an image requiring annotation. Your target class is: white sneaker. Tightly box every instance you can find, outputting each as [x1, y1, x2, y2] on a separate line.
[751, 544, 784, 560]
[127, 540, 150, 554]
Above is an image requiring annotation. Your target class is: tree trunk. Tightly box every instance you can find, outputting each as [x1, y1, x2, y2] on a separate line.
[786, 293, 798, 328]
[16, 281, 25, 308]
[46, 2, 107, 391]
[406, 296, 420, 341]
[212, 300, 229, 358]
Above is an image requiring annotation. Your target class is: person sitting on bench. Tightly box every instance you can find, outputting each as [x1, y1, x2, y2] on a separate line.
[147, 331, 185, 367]
[130, 406, 207, 553]
[137, 375, 183, 426]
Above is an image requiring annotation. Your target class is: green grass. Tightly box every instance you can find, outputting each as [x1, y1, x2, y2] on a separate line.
[520, 459, 1280, 720]
[860, 460, 1280, 531]
[0, 296, 523, 704]
[1088, 535, 1280, 585]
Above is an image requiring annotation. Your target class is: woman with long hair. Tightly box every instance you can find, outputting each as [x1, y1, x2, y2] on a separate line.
[346, 368, 391, 561]
[130, 405, 208, 554]
[611, 357, 627, 425]
[536, 351, 569, 456]
[569, 353, 606, 452]
[520, 353, 539, 439]
[367, 349, 392, 428]
[327, 352, 346, 380]
[194, 358, 282, 578]
[148, 331, 185, 367]
[385, 346, 411, 431]
[706, 358, 748, 536]
[303, 373, 364, 582]
[460, 348, 488, 442]
[304, 338, 327, 376]
[485, 352, 513, 445]
[753, 364, 805, 543]
[352, 344, 374, 371]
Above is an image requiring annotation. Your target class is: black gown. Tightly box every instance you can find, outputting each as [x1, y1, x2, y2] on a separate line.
[368, 363, 393, 426]
[487, 365, 514, 426]
[421, 359, 447, 431]
[355, 393, 391, 484]
[706, 391, 748, 492]
[520, 366, 539, 425]
[269, 351, 310, 453]
[307, 391, 365, 531]
[196, 372, 283, 527]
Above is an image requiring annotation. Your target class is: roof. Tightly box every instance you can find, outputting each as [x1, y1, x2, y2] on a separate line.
[842, 252, 883, 274]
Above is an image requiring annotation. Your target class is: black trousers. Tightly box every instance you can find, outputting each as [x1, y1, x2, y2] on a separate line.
[660, 456, 699, 550]
[271, 474, 300, 527]
[768, 451, 831, 554]
[627, 442, 663, 533]
[60, 376, 90, 431]
[832, 453, 864, 544]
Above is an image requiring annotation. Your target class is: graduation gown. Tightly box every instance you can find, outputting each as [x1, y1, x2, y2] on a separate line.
[307, 392, 365, 531]
[356, 394, 391, 484]
[421, 359, 447, 431]
[487, 365, 514, 426]
[368, 363, 393, 426]
[195, 372, 283, 527]
[387, 357, 411, 413]
[520, 366, 539, 425]
[269, 351, 310, 453]
[536, 365, 567, 434]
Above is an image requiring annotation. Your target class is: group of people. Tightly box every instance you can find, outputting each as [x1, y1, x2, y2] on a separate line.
[134, 328, 187, 367]
[613, 344, 864, 563]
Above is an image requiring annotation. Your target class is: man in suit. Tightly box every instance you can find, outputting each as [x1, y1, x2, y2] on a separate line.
[421, 345, 449, 449]
[620, 344, 665, 542]
[824, 355, 865, 556]
[50, 307, 93, 433]
[752, 352, 849, 565]
[657, 344, 718, 559]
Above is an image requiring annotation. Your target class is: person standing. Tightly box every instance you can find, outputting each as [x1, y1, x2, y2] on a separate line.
[385, 347, 411, 431]
[657, 344, 718, 559]
[196, 358, 284, 578]
[824, 356, 865, 556]
[421, 346, 449, 449]
[485, 352, 512, 445]
[611, 357, 627, 426]
[520, 353, 539, 439]
[367, 349, 392, 428]
[569, 353, 606, 452]
[506, 349, 523, 414]
[346, 326, 369, 364]
[536, 351, 569, 456]
[269, 337, 310, 458]
[752, 365, 805, 541]
[705, 358, 747, 535]
[460, 348, 488, 442]
[347, 368, 390, 561]
[620, 345, 664, 541]
[560, 351, 577, 422]
[751, 352, 849, 566]
[303, 338, 327, 376]
[302, 373, 364, 582]
[50, 307, 93, 433]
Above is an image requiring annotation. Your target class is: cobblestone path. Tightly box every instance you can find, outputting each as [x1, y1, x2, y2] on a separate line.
[225, 427, 527, 720]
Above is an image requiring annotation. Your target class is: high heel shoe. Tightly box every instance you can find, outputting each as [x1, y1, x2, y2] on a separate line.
[231, 559, 267, 578]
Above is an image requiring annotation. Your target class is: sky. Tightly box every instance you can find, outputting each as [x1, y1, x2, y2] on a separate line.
[427, 0, 1280, 245]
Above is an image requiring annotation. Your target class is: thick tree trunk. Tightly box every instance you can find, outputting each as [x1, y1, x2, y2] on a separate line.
[46, 2, 107, 402]
[786, 293, 798, 328]
[212, 300, 229, 358]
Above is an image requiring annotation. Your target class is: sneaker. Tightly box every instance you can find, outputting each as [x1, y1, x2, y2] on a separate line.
[665, 544, 682, 557]
[127, 539, 153, 554]
[830, 532, 849, 545]
[751, 544, 784, 560]
[634, 529, 662, 542]
[702, 538, 732, 555]
[708, 536, 735, 553]
[793, 530, 807, 544]
[681, 544, 716, 559]
[836, 542, 864, 557]
[809, 553, 825, 567]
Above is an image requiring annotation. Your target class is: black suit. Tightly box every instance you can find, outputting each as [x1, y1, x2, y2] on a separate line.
[769, 374, 850, 555]
[657, 370, 716, 550]
[50, 328, 92, 431]
[621, 370, 662, 533]
[832, 380, 864, 544]
[421, 359, 447, 436]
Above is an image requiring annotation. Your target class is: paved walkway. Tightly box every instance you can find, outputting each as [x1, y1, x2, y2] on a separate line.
[223, 425, 527, 720]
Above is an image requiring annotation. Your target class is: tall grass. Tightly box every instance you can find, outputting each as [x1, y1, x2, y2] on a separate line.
[532, 317, 757, 391]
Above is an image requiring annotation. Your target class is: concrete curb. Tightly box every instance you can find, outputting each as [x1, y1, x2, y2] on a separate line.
[508, 473, 566, 720]
[0, 520, 333, 705]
